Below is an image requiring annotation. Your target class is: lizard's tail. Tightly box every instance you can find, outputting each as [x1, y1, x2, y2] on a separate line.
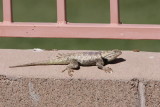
[9, 60, 51, 68]
[9, 59, 68, 68]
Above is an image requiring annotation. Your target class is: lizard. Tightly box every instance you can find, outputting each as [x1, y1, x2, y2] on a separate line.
[9, 49, 122, 77]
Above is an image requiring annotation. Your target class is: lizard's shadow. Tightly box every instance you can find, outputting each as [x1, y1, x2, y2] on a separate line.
[74, 58, 125, 70]
[104, 58, 126, 65]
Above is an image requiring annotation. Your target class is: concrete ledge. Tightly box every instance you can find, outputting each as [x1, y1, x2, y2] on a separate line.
[145, 81, 160, 107]
[0, 75, 140, 107]
[1, 49, 160, 80]
[0, 49, 160, 106]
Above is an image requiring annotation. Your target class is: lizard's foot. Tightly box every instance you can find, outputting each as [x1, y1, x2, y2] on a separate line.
[68, 69, 74, 77]
[62, 68, 74, 77]
[103, 67, 113, 73]
[62, 68, 66, 73]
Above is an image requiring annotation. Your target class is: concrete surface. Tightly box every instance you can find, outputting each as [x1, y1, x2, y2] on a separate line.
[0, 49, 160, 107]
[0, 76, 140, 107]
[145, 81, 160, 107]
[0, 49, 160, 80]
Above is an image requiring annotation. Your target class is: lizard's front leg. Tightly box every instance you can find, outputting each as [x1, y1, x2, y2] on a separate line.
[96, 59, 112, 73]
[62, 59, 79, 77]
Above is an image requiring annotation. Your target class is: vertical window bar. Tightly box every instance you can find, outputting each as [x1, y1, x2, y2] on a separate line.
[2, 0, 12, 23]
[110, 0, 120, 24]
[57, 0, 66, 24]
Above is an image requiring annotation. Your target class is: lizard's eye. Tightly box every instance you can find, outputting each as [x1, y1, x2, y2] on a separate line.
[107, 55, 113, 59]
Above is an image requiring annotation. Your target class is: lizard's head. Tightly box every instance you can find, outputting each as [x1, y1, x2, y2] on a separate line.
[101, 49, 122, 61]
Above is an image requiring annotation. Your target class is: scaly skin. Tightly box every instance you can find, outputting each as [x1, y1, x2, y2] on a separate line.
[10, 49, 122, 76]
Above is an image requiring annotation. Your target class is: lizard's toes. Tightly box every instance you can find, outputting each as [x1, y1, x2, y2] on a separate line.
[68, 69, 74, 77]
[62, 68, 67, 72]
[68, 73, 73, 77]
[103, 67, 113, 73]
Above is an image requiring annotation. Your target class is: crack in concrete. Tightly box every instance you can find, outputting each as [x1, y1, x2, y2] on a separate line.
[139, 82, 146, 107]
[28, 82, 40, 106]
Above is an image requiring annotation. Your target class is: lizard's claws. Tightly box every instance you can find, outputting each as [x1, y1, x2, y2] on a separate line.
[62, 68, 66, 72]
[62, 68, 74, 77]
[103, 67, 113, 73]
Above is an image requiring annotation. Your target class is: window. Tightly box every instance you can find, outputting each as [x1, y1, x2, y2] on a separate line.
[120, 0, 160, 24]
[66, 0, 110, 23]
[12, 0, 57, 22]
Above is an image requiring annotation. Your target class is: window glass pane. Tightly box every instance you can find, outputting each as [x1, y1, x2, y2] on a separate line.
[12, 0, 57, 22]
[67, 0, 110, 23]
[120, 0, 160, 24]
[0, 0, 3, 21]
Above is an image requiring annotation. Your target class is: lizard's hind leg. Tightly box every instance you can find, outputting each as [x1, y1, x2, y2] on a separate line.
[62, 60, 79, 77]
